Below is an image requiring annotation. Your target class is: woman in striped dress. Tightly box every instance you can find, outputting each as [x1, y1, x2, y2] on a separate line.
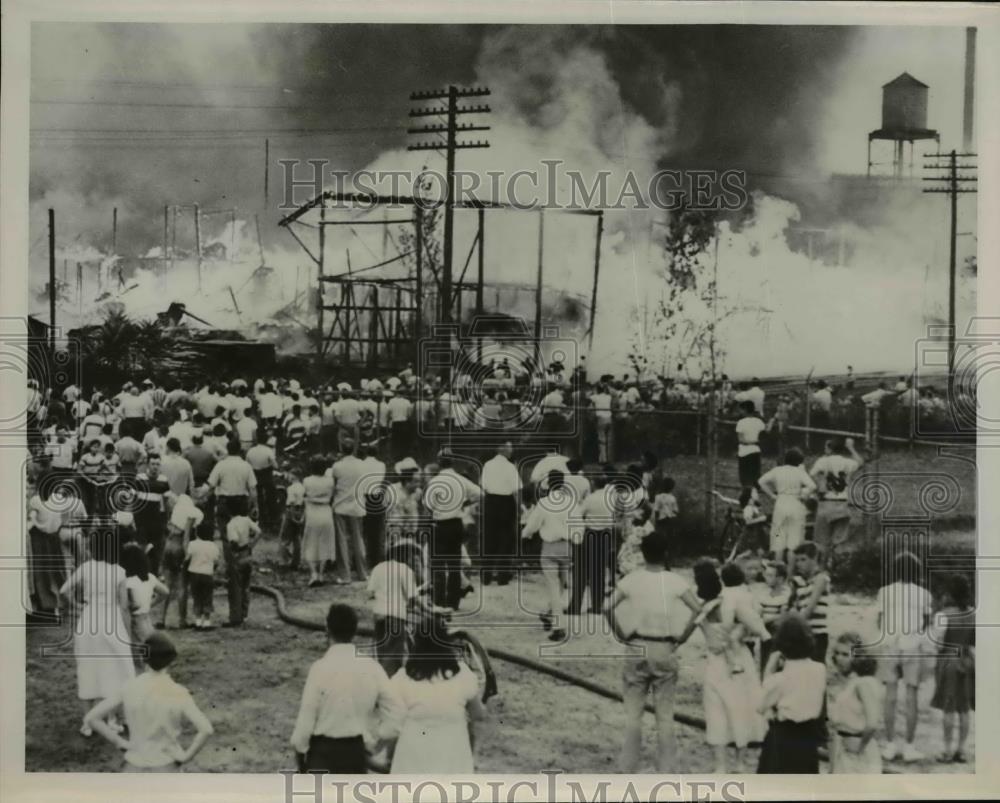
[791, 542, 831, 664]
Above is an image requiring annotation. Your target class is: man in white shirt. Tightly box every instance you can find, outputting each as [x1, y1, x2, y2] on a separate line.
[734, 401, 766, 489]
[423, 452, 482, 609]
[876, 551, 934, 763]
[234, 412, 258, 453]
[245, 432, 278, 526]
[521, 471, 583, 641]
[862, 382, 895, 409]
[206, 440, 258, 560]
[290, 604, 402, 773]
[328, 447, 370, 583]
[480, 442, 523, 585]
[590, 385, 614, 462]
[161, 438, 195, 500]
[359, 444, 388, 570]
[258, 383, 283, 433]
[120, 385, 150, 440]
[335, 390, 361, 451]
[571, 473, 618, 614]
[167, 412, 197, 453]
[809, 437, 863, 558]
[320, 391, 339, 453]
[386, 391, 413, 462]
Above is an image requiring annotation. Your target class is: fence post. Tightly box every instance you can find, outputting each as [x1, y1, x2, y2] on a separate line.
[705, 395, 717, 537]
[695, 409, 702, 456]
[803, 375, 811, 452]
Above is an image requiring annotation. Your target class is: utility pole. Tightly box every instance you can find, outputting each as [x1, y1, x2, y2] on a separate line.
[48, 209, 56, 351]
[264, 138, 270, 211]
[923, 149, 977, 396]
[194, 203, 202, 291]
[963, 28, 976, 152]
[534, 208, 545, 353]
[407, 86, 490, 326]
[112, 207, 118, 256]
[163, 205, 169, 269]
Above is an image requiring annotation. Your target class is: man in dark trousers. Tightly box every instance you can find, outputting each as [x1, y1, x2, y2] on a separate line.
[479, 441, 522, 586]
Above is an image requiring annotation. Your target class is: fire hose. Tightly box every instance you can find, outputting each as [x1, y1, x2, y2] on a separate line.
[249, 582, 875, 771]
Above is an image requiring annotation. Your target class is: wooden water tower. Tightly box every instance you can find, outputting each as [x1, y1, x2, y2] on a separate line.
[867, 72, 940, 178]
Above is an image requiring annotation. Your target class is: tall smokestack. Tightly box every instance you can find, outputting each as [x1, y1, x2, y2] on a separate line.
[963, 27, 975, 151]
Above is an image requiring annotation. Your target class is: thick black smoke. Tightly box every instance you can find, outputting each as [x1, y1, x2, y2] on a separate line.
[29, 23, 858, 264]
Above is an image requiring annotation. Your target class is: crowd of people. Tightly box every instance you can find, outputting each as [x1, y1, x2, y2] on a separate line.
[24, 364, 974, 774]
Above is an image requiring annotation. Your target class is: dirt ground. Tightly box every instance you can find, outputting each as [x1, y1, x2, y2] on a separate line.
[25, 539, 975, 775]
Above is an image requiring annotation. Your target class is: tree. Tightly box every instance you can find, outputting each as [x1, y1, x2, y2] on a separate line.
[76, 309, 179, 388]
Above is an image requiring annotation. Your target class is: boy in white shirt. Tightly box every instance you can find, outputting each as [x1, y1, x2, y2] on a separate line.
[185, 528, 221, 629]
[279, 470, 305, 570]
[158, 494, 203, 630]
[225, 514, 261, 627]
[652, 477, 679, 540]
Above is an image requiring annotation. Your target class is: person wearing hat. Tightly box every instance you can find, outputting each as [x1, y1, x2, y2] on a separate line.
[84, 632, 215, 771]
[386, 460, 422, 545]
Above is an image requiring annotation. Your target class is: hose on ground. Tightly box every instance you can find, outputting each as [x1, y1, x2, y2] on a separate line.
[253, 583, 882, 770]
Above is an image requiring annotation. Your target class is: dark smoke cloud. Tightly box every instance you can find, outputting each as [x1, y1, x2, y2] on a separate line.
[29, 23, 858, 262]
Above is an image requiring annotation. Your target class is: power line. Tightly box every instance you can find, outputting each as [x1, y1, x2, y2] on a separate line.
[408, 86, 491, 325]
[923, 149, 977, 396]
[30, 125, 402, 135]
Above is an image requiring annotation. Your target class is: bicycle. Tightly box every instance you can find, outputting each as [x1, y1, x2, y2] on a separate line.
[711, 490, 769, 563]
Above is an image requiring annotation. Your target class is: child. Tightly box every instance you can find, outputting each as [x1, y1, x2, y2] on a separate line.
[740, 486, 768, 555]
[754, 561, 792, 674]
[929, 574, 975, 763]
[616, 508, 655, 579]
[827, 632, 883, 773]
[186, 527, 221, 629]
[607, 532, 702, 772]
[652, 477, 679, 540]
[102, 442, 121, 476]
[84, 632, 215, 771]
[121, 543, 168, 667]
[158, 494, 203, 630]
[757, 613, 827, 774]
[367, 542, 422, 677]
[678, 560, 765, 773]
[719, 562, 772, 674]
[280, 468, 305, 570]
[225, 512, 261, 627]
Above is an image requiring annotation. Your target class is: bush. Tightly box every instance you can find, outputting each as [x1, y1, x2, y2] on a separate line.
[831, 533, 976, 596]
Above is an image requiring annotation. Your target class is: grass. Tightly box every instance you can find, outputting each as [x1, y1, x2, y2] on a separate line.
[26, 531, 976, 775]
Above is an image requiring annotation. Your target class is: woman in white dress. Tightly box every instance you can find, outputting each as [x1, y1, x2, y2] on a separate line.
[59, 529, 136, 736]
[757, 449, 816, 568]
[827, 632, 883, 773]
[301, 456, 336, 587]
[385, 626, 487, 773]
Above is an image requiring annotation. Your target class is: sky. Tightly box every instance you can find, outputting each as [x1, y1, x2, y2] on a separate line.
[27, 23, 977, 376]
